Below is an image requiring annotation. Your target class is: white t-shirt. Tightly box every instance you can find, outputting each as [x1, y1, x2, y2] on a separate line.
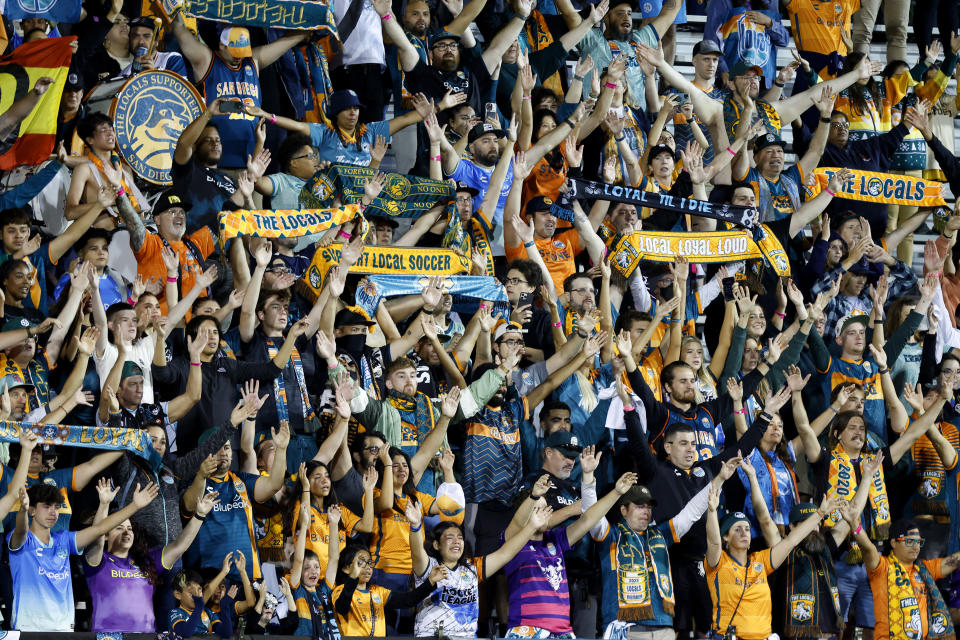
[94, 337, 156, 405]
[413, 556, 483, 637]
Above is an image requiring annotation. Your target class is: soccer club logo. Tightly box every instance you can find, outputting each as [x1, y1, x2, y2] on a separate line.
[15, 0, 59, 14]
[111, 70, 203, 185]
[865, 177, 884, 198]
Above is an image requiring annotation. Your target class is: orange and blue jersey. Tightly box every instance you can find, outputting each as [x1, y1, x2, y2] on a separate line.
[332, 583, 392, 636]
[184, 471, 263, 582]
[904, 422, 960, 553]
[463, 403, 525, 504]
[200, 54, 260, 168]
[707, 549, 776, 639]
[817, 355, 885, 443]
[370, 490, 463, 575]
[835, 72, 915, 142]
[788, 0, 859, 58]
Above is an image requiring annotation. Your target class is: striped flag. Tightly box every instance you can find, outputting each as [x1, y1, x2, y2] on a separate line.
[0, 36, 74, 170]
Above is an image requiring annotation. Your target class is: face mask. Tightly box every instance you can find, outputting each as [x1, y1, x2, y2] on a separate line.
[336, 333, 366, 355]
[487, 394, 504, 408]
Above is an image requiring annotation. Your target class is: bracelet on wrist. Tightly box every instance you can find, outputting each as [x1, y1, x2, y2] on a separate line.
[190, 361, 202, 367]
[615, 135, 625, 142]
[380, 12, 392, 19]
[604, 81, 617, 89]
[878, 368, 890, 375]
[774, 80, 785, 87]
[577, 331, 589, 339]
[552, 321, 561, 328]
[733, 408, 747, 415]
[855, 524, 863, 535]
[820, 116, 831, 123]
[774, 311, 786, 319]
[824, 187, 836, 197]
[726, 146, 737, 156]
[193, 513, 207, 522]
[829, 405, 839, 413]
[409, 524, 422, 532]
[166, 276, 178, 283]
[573, 75, 585, 83]
[523, 240, 536, 248]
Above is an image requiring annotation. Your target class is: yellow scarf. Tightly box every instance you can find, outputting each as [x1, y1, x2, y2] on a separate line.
[887, 555, 925, 640]
[826, 447, 890, 539]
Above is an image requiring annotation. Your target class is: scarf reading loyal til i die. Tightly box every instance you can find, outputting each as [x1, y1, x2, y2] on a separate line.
[886, 554, 955, 640]
[825, 447, 890, 539]
[614, 521, 674, 621]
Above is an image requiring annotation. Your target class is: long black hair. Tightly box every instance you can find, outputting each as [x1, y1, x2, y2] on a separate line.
[383, 446, 419, 515]
[532, 109, 564, 173]
[426, 521, 476, 573]
[108, 521, 158, 585]
[844, 51, 881, 117]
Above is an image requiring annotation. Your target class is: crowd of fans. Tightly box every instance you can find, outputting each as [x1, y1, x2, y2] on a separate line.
[0, 0, 960, 637]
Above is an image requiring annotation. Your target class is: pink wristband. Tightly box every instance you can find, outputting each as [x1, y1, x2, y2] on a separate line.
[734, 408, 746, 415]
[855, 524, 863, 535]
[726, 147, 736, 156]
[116, 186, 126, 197]
[775, 311, 786, 319]
[270, 114, 277, 124]
[328, 362, 339, 370]
[381, 12, 391, 19]
[166, 276, 177, 283]
[190, 361, 202, 367]
[930, 271, 943, 278]
[431, 155, 441, 162]
[338, 231, 351, 239]
[604, 81, 617, 89]
[824, 187, 836, 197]
[553, 322, 561, 328]
[127, 296, 136, 305]
[623, 405, 635, 413]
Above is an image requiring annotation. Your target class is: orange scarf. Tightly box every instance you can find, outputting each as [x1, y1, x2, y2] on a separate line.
[86, 151, 141, 212]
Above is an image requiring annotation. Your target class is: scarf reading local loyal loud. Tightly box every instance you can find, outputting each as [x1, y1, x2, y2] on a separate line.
[614, 521, 674, 620]
[387, 388, 437, 454]
[825, 447, 890, 539]
[264, 337, 319, 433]
[784, 547, 843, 638]
[886, 554, 955, 640]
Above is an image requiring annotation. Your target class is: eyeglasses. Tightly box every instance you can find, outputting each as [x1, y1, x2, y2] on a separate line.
[455, 196, 473, 204]
[570, 287, 596, 296]
[266, 265, 292, 274]
[898, 537, 925, 547]
[364, 446, 381, 454]
[356, 558, 372, 568]
[500, 339, 524, 347]
[830, 122, 850, 130]
[292, 151, 318, 161]
[504, 277, 527, 286]
[432, 42, 458, 52]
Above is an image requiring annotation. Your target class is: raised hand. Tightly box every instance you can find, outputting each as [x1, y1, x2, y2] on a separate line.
[762, 385, 792, 414]
[784, 364, 810, 392]
[196, 490, 219, 517]
[428, 564, 450, 585]
[579, 445, 602, 475]
[370, 136, 388, 165]
[362, 466, 379, 493]
[131, 482, 159, 508]
[328, 503, 342, 528]
[271, 420, 291, 450]
[422, 275, 444, 309]
[362, 172, 386, 203]
[441, 386, 460, 418]
[862, 450, 884, 479]
[96, 477, 120, 505]
[614, 471, 638, 494]
[726, 377, 743, 403]
[334, 371, 355, 419]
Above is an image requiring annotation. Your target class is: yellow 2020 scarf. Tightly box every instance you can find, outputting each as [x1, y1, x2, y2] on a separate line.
[825, 447, 890, 539]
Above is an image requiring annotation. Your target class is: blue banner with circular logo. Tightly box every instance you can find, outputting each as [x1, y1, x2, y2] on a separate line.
[111, 70, 204, 185]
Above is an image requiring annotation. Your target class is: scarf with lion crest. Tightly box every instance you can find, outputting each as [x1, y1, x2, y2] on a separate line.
[885, 554, 954, 640]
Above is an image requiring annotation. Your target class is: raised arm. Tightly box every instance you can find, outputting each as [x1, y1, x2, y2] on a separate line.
[481, 0, 533, 73]
[373, 0, 421, 71]
[565, 472, 637, 543]
[170, 13, 213, 79]
[75, 483, 160, 550]
[253, 32, 307, 70]
[770, 497, 835, 568]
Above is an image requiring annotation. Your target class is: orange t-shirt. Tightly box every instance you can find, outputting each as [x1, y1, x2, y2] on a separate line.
[505, 229, 583, 294]
[134, 227, 214, 313]
[293, 500, 364, 575]
[868, 556, 945, 640]
[522, 141, 567, 204]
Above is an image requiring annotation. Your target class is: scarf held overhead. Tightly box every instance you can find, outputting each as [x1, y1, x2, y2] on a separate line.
[609, 228, 791, 279]
[0, 421, 156, 461]
[301, 164, 454, 219]
[565, 177, 760, 228]
[218, 204, 360, 246]
[300, 244, 471, 301]
[814, 168, 947, 207]
[186, 0, 337, 29]
[353, 275, 509, 320]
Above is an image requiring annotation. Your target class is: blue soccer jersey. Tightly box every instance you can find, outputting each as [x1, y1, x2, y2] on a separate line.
[8, 528, 78, 631]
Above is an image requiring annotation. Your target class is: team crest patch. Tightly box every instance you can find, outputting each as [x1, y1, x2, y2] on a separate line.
[790, 594, 813, 621]
[111, 70, 204, 185]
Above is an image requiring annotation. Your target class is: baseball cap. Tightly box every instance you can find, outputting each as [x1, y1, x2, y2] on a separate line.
[153, 190, 191, 216]
[848, 260, 873, 275]
[220, 26, 253, 59]
[328, 89, 365, 116]
[493, 320, 525, 342]
[789, 502, 819, 525]
[65, 71, 83, 91]
[730, 61, 764, 77]
[524, 196, 554, 216]
[121, 361, 144, 381]
[646, 144, 676, 164]
[455, 181, 479, 197]
[889, 518, 921, 540]
[621, 484, 657, 507]
[468, 122, 506, 145]
[753, 133, 786, 153]
[367, 215, 399, 229]
[428, 30, 461, 48]
[692, 40, 722, 56]
[129, 16, 156, 30]
[719, 511, 751, 536]
[0, 373, 34, 393]
[2, 317, 34, 334]
[335, 307, 375, 327]
[834, 311, 870, 337]
[544, 430, 583, 455]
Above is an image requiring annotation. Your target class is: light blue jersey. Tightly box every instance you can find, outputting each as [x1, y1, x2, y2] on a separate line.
[8, 529, 78, 631]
